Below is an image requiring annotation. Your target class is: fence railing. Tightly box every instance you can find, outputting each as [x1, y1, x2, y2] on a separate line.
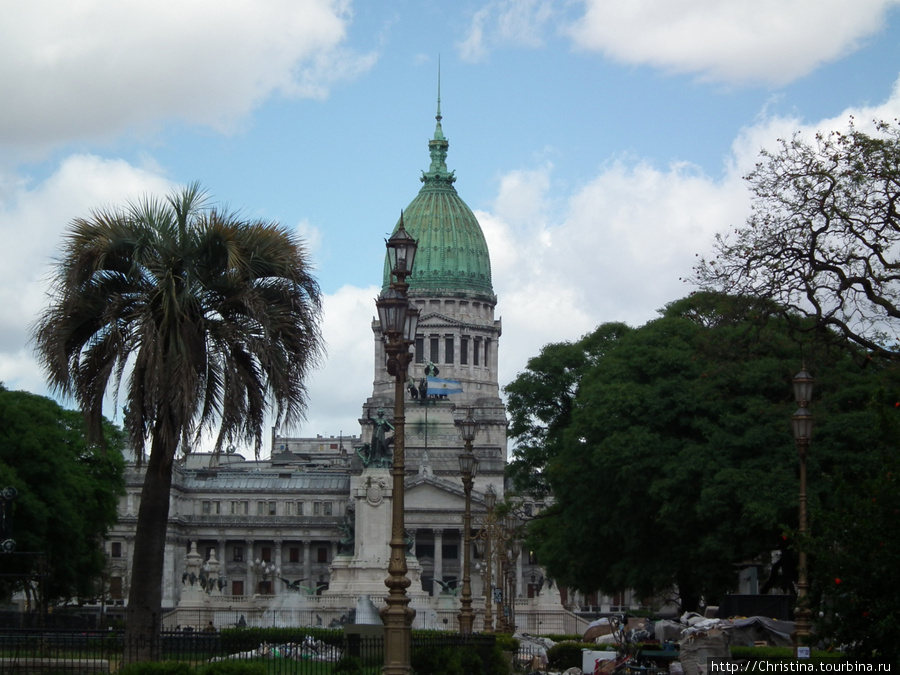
[0, 629, 523, 674]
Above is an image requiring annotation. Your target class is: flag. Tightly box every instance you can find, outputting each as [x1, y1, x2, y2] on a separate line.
[426, 376, 463, 396]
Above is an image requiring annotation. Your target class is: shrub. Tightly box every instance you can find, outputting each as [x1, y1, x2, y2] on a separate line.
[332, 655, 364, 675]
[411, 645, 463, 675]
[198, 661, 267, 675]
[118, 662, 194, 675]
[546, 642, 598, 670]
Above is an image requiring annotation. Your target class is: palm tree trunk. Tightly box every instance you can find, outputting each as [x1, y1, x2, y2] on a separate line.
[123, 442, 175, 663]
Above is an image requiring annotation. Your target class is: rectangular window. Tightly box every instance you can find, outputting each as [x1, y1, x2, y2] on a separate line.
[524, 503, 533, 517]
[317, 547, 328, 563]
[313, 502, 321, 516]
[323, 502, 333, 516]
[429, 337, 439, 363]
[473, 339, 480, 366]
[442, 544, 458, 560]
[109, 576, 123, 600]
[484, 340, 490, 369]
[233, 546, 243, 562]
[416, 543, 435, 559]
[415, 337, 425, 364]
[258, 580, 272, 595]
[289, 547, 300, 563]
[297, 502, 304, 516]
[110, 542, 122, 558]
[460, 338, 468, 365]
[231, 501, 248, 515]
[268, 501, 277, 516]
[202, 500, 212, 515]
[285, 502, 295, 516]
[261, 547, 272, 562]
[232, 580, 245, 597]
[257, 501, 266, 515]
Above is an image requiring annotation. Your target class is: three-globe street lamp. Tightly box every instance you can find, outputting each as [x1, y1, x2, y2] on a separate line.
[249, 558, 280, 594]
[376, 219, 419, 675]
[455, 410, 479, 634]
[792, 367, 814, 655]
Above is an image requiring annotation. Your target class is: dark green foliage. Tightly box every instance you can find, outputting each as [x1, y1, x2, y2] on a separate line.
[118, 661, 194, 675]
[546, 642, 596, 670]
[331, 655, 364, 675]
[492, 634, 519, 652]
[506, 292, 900, 611]
[0, 385, 125, 605]
[411, 646, 463, 675]
[809, 426, 900, 665]
[198, 661, 267, 675]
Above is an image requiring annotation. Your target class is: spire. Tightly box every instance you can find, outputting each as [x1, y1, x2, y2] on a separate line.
[426, 58, 452, 181]
[434, 57, 445, 141]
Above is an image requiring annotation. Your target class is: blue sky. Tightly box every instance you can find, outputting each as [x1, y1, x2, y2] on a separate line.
[3, 0, 900, 449]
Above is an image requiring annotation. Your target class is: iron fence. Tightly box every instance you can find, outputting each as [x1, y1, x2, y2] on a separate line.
[0, 629, 516, 674]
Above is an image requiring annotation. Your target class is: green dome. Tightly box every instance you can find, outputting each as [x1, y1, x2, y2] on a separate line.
[382, 103, 495, 302]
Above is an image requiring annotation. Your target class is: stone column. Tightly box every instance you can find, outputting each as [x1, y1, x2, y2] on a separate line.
[274, 540, 283, 596]
[303, 541, 311, 585]
[433, 529, 444, 593]
[246, 539, 254, 595]
[516, 553, 523, 598]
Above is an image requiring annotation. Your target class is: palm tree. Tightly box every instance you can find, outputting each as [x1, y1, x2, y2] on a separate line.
[33, 183, 324, 661]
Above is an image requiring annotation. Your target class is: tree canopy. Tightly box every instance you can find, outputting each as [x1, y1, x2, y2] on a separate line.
[695, 119, 900, 358]
[0, 385, 125, 608]
[505, 292, 900, 612]
[32, 184, 324, 658]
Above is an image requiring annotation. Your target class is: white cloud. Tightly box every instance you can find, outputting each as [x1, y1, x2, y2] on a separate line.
[0, 155, 174, 395]
[483, 157, 749, 385]
[568, 0, 900, 85]
[291, 284, 380, 437]
[458, 0, 556, 63]
[0, 0, 375, 154]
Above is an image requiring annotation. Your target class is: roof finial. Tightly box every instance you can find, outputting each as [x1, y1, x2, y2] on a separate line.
[434, 56, 444, 141]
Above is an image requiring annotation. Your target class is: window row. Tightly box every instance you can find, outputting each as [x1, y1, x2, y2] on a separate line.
[211, 544, 331, 564]
[414, 336, 491, 367]
[200, 500, 336, 517]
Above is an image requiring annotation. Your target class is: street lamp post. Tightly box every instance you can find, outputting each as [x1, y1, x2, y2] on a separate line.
[792, 367, 814, 655]
[455, 410, 479, 634]
[503, 514, 522, 634]
[377, 220, 419, 675]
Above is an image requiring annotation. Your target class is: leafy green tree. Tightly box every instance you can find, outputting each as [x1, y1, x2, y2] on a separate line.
[33, 184, 324, 660]
[694, 119, 900, 358]
[0, 385, 125, 608]
[507, 292, 900, 611]
[504, 322, 630, 500]
[809, 407, 900, 664]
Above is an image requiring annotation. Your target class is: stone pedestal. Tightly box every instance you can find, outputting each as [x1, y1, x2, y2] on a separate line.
[326, 467, 424, 597]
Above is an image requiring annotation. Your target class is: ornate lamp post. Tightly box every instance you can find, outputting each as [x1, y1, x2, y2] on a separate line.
[455, 411, 479, 634]
[792, 367, 814, 655]
[249, 558, 280, 594]
[377, 220, 419, 675]
[502, 514, 522, 634]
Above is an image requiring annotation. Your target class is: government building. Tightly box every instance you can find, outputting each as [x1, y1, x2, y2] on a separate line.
[101, 97, 640, 633]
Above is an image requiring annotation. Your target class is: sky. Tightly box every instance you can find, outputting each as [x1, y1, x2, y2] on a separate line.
[3, 0, 900, 452]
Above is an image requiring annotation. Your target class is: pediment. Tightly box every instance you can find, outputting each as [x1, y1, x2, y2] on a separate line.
[404, 474, 466, 513]
[416, 312, 482, 331]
